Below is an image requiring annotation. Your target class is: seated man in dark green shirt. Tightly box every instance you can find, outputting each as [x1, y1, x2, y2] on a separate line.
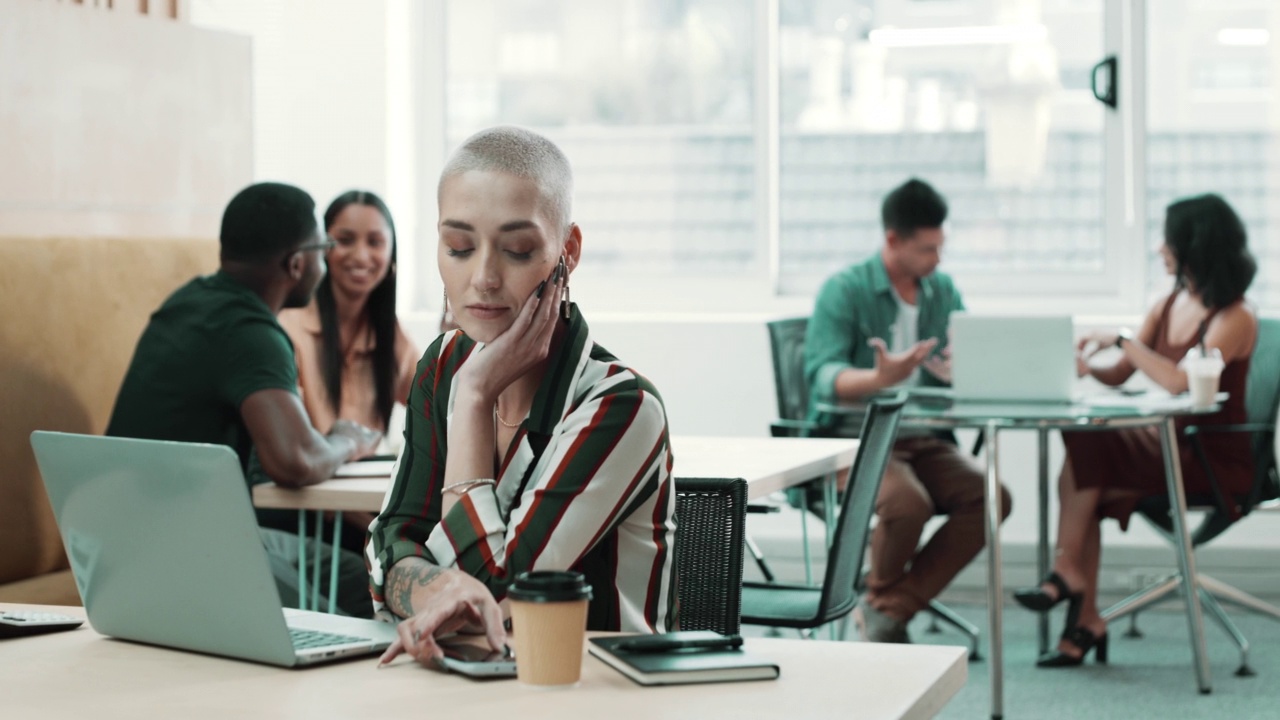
[805, 178, 1011, 643]
[107, 182, 382, 616]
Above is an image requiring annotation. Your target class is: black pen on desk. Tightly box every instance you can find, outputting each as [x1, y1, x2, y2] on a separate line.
[613, 635, 743, 653]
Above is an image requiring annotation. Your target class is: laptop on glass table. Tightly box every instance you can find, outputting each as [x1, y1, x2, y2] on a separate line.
[937, 313, 1078, 403]
[29, 432, 397, 667]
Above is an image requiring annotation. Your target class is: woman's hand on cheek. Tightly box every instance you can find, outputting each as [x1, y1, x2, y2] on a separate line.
[457, 263, 566, 403]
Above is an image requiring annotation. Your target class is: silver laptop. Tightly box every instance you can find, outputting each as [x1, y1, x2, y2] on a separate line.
[29, 431, 397, 667]
[948, 313, 1077, 403]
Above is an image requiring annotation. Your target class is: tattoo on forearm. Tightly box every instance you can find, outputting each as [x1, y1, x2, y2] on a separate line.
[388, 561, 446, 617]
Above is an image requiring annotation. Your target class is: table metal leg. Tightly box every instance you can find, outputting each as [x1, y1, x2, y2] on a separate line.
[984, 420, 1004, 720]
[1158, 418, 1213, 694]
[1037, 427, 1050, 655]
[297, 509, 308, 611]
[798, 427, 813, 587]
[310, 511, 323, 612]
[327, 511, 344, 615]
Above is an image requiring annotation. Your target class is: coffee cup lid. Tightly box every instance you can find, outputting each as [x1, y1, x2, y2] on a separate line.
[507, 570, 593, 603]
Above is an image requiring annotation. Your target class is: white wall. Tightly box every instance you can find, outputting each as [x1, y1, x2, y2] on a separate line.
[189, 0, 391, 209]
[0, 2, 252, 238]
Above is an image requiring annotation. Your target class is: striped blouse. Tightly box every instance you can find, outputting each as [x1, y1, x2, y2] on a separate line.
[367, 305, 676, 633]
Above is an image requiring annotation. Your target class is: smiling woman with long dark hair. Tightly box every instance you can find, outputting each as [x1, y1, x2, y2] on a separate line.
[279, 190, 419, 438]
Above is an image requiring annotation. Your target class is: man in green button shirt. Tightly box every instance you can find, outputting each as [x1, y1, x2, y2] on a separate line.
[805, 178, 1011, 643]
[107, 182, 382, 616]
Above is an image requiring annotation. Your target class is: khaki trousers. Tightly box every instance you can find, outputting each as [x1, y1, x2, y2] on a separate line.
[864, 436, 1012, 621]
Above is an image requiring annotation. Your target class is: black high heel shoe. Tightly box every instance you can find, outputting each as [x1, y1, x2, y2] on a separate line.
[1014, 571, 1081, 612]
[1037, 624, 1109, 668]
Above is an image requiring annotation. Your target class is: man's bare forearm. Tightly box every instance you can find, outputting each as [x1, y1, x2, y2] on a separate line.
[386, 557, 448, 618]
[833, 367, 890, 401]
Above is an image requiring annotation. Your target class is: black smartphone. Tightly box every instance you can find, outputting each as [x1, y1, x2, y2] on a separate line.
[437, 642, 517, 678]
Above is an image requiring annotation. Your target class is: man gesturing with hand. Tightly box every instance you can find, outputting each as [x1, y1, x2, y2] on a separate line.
[804, 178, 1011, 644]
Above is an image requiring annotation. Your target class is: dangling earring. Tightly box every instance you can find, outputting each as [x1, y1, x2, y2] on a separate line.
[558, 256, 571, 319]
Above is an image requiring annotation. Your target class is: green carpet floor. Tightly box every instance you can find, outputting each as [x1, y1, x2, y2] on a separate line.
[748, 600, 1280, 719]
[931, 602, 1279, 719]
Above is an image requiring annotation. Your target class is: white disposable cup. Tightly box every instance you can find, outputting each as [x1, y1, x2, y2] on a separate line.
[1185, 350, 1225, 408]
[1189, 369, 1222, 408]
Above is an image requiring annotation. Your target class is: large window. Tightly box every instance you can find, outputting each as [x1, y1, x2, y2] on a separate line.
[445, 0, 758, 280]
[1147, 0, 1280, 308]
[195, 1, 1280, 316]
[441, 0, 1117, 309]
[777, 0, 1106, 296]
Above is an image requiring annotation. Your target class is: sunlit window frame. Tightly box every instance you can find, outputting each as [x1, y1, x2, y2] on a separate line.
[397, 0, 1154, 321]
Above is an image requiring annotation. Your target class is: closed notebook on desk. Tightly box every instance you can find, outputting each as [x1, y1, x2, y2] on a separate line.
[589, 635, 780, 686]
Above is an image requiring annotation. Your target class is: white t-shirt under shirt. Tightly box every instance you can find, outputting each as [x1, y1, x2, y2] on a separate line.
[889, 286, 928, 439]
[890, 286, 921, 388]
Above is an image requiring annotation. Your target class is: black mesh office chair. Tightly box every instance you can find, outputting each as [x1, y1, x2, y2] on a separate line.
[765, 317, 982, 657]
[673, 477, 748, 636]
[1103, 317, 1280, 676]
[741, 398, 902, 632]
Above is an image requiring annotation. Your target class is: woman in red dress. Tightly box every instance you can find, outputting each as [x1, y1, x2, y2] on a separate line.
[1015, 194, 1258, 667]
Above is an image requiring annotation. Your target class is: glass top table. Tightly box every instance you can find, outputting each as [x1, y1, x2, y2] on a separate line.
[815, 390, 1221, 719]
[820, 390, 1224, 426]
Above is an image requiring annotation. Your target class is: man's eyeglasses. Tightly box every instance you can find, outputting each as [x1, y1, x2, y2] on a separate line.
[294, 239, 337, 254]
[280, 238, 336, 272]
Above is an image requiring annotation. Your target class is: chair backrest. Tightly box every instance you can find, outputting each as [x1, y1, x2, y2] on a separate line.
[1246, 317, 1280, 507]
[767, 317, 810, 423]
[814, 397, 904, 623]
[1176, 317, 1280, 544]
[673, 477, 747, 635]
[1244, 317, 1280, 425]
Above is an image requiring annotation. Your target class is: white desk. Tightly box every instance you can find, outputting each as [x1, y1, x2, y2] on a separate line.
[1, 604, 965, 720]
[252, 435, 859, 512]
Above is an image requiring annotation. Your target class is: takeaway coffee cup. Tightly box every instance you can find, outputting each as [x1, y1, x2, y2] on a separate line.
[507, 570, 593, 686]
[1184, 347, 1225, 409]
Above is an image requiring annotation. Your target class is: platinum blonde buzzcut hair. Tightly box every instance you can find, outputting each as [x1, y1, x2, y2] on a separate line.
[438, 126, 574, 236]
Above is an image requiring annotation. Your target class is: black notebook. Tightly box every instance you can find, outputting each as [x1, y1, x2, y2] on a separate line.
[588, 632, 780, 686]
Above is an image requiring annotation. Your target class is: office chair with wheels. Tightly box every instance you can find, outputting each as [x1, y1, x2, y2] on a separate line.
[673, 477, 748, 636]
[741, 398, 904, 635]
[765, 317, 983, 657]
[1103, 317, 1280, 677]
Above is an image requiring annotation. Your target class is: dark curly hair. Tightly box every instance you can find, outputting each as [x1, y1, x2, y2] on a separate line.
[219, 182, 317, 262]
[1164, 194, 1256, 309]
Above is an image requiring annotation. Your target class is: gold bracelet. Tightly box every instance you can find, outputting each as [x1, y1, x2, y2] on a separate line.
[442, 478, 496, 496]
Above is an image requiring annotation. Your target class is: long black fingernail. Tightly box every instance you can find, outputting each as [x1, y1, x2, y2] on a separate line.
[536, 280, 547, 298]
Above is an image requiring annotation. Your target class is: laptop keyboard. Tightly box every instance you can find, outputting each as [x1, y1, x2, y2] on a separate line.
[289, 627, 369, 651]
